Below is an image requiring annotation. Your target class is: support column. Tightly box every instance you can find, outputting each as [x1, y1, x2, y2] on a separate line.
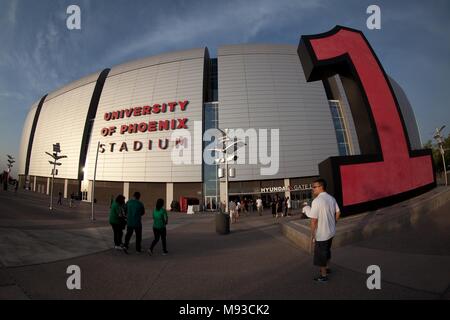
[166, 183, 173, 210]
[33, 176, 36, 192]
[64, 179, 68, 198]
[87, 180, 93, 202]
[46, 177, 50, 195]
[284, 178, 291, 199]
[123, 182, 130, 202]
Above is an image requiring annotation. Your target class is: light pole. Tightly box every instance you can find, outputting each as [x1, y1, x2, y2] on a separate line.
[433, 126, 448, 186]
[45, 143, 67, 211]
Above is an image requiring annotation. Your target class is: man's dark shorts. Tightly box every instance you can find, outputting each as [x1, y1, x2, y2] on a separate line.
[314, 238, 333, 267]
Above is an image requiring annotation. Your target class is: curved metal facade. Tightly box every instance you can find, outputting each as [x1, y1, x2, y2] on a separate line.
[18, 44, 421, 186]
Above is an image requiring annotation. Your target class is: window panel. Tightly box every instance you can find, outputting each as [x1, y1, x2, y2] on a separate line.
[329, 100, 351, 156]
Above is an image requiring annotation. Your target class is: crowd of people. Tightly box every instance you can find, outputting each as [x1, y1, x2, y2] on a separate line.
[228, 195, 294, 223]
[270, 195, 292, 218]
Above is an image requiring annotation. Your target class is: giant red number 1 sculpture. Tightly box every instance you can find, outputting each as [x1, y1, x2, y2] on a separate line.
[298, 26, 435, 215]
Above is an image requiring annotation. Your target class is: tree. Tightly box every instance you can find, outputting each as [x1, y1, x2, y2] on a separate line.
[424, 133, 450, 173]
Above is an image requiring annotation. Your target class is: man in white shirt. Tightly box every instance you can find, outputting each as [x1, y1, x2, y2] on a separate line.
[284, 197, 291, 216]
[229, 200, 236, 224]
[309, 178, 341, 282]
[256, 198, 263, 216]
[235, 201, 241, 222]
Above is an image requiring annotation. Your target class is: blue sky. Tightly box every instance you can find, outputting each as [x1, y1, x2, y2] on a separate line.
[1, 0, 449, 176]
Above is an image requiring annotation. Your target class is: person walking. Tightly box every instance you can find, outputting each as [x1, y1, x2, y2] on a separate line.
[271, 197, 277, 217]
[69, 192, 75, 208]
[148, 198, 169, 255]
[229, 200, 237, 224]
[308, 178, 341, 282]
[256, 197, 263, 216]
[276, 196, 283, 218]
[244, 198, 249, 215]
[123, 192, 145, 253]
[109, 195, 126, 250]
[285, 196, 291, 217]
[57, 191, 63, 205]
[241, 199, 247, 216]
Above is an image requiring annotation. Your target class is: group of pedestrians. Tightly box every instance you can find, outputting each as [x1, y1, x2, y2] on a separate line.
[0, 176, 19, 192]
[228, 197, 265, 223]
[228, 195, 295, 223]
[270, 196, 291, 218]
[55, 191, 78, 207]
[109, 192, 169, 255]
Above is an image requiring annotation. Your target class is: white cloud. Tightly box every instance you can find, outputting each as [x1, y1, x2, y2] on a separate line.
[103, 0, 325, 64]
[0, 91, 25, 100]
[8, 18, 70, 95]
[8, 0, 18, 25]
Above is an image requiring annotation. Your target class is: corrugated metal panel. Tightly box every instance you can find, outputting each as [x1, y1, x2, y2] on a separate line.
[108, 48, 205, 77]
[389, 77, 422, 150]
[28, 82, 97, 179]
[45, 72, 100, 101]
[85, 49, 205, 182]
[18, 102, 38, 175]
[218, 44, 339, 181]
[218, 44, 297, 56]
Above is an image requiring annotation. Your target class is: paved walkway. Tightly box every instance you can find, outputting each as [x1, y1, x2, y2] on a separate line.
[0, 190, 216, 267]
[0, 188, 449, 299]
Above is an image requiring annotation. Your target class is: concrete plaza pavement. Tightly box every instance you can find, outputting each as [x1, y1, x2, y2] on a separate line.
[0, 188, 449, 300]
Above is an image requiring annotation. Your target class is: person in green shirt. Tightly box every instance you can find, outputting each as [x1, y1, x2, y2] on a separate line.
[148, 198, 169, 255]
[109, 195, 126, 250]
[123, 192, 145, 253]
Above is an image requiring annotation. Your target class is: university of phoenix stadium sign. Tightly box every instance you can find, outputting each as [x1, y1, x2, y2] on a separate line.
[98, 100, 190, 153]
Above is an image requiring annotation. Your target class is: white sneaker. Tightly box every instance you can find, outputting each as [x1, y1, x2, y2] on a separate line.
[114, 246, 123, 250]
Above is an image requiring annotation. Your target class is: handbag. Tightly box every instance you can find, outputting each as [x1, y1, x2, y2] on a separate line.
[118, 207, 127, 230]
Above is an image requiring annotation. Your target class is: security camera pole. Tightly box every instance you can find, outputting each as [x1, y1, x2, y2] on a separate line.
[45, 143, 67, 211]
[211, 129, 246, 214]
[433, 125, 447, 186]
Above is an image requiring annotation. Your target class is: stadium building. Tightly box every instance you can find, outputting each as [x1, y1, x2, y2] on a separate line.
[18, 43, 422, 211]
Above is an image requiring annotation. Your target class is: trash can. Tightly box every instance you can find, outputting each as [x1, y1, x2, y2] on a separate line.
[215, 212, 230, 235]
